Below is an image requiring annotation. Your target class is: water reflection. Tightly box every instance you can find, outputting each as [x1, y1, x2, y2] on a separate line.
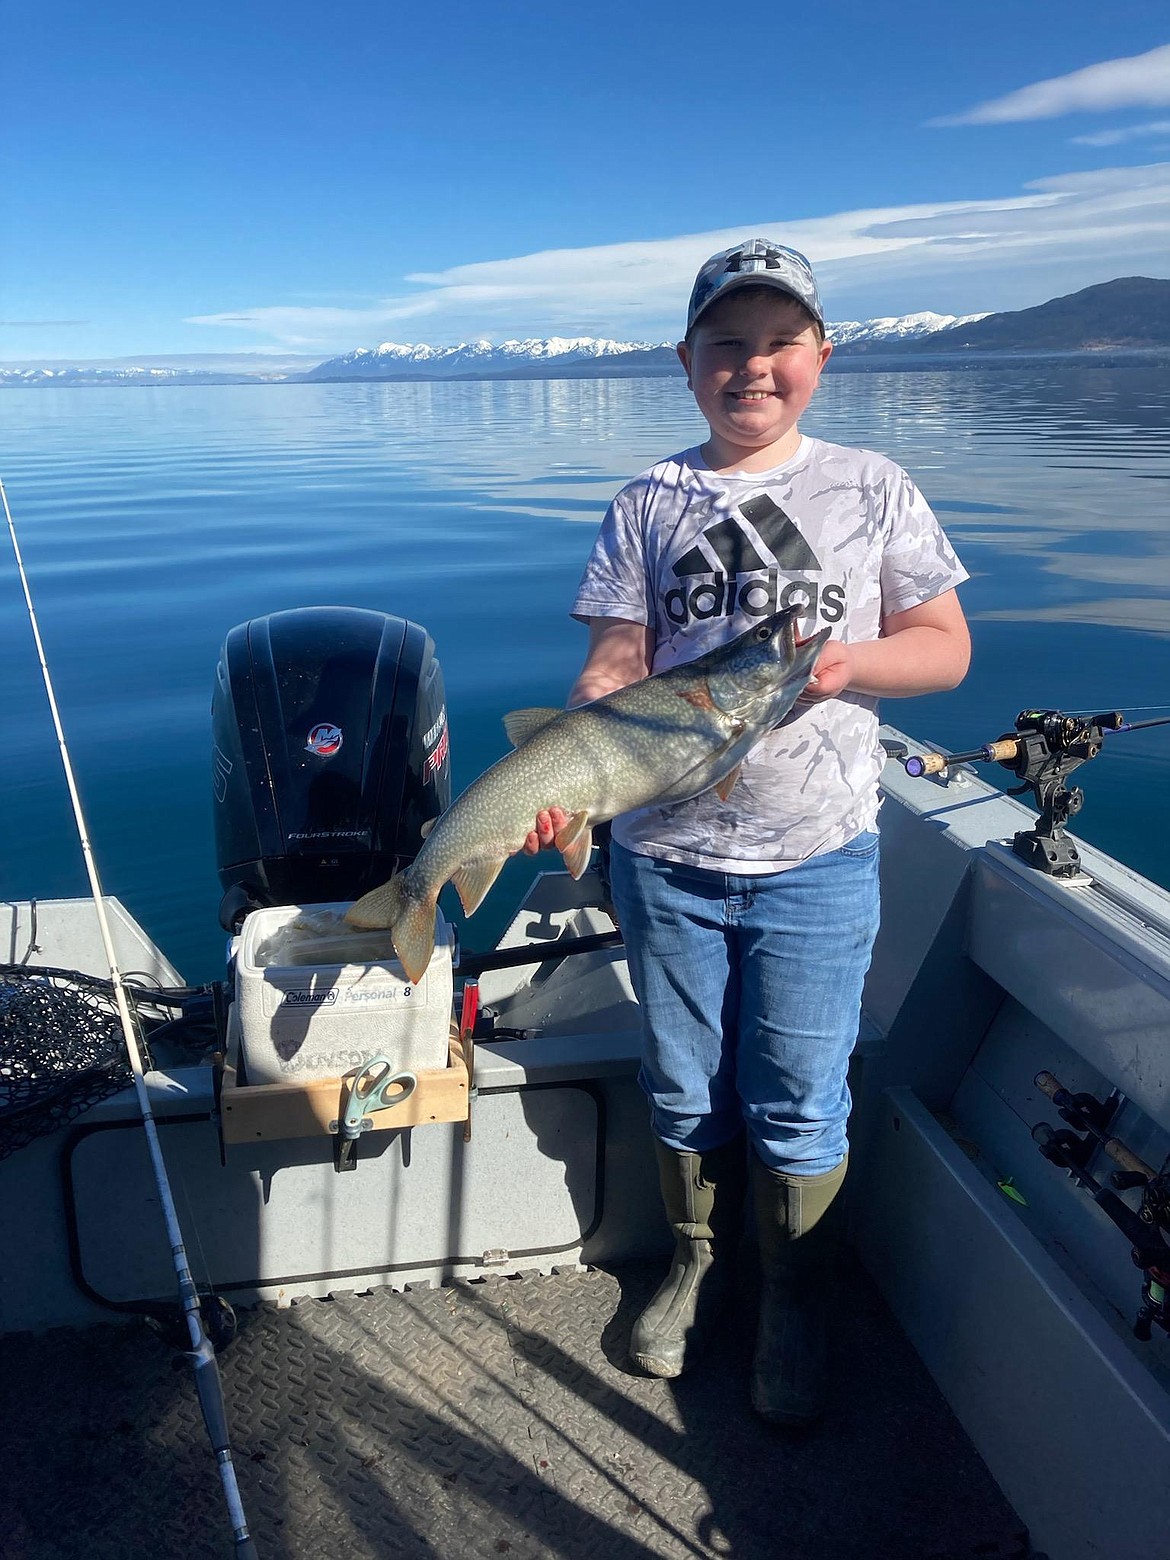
[807, 359, 1170, 621]
[2, 358, 1168, 977]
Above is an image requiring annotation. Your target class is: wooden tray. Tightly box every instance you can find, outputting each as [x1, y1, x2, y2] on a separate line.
[218, 1034, 470, 1145]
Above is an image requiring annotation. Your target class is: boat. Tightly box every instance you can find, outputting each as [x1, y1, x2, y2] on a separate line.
[2, 604, 1168, 1560]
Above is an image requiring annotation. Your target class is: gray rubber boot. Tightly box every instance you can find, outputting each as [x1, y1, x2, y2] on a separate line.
[750, 1152, 848, 1427]
[629, 1135, 746, 1378]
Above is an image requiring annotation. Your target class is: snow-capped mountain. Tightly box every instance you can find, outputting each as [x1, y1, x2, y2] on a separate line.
[0, 363, 291, 387]
[828, 311, 990, 346]
[305, 314, 993, 380]
[1, 366, 210, 385]
[0, 312, 997, 387]
[304, 336, 661, 380]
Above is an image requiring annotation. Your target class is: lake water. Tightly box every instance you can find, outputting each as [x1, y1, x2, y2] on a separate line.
[2, 359, 1168, 982]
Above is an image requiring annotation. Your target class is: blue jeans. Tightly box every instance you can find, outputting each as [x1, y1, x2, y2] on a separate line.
[610, 834, 880, 1176]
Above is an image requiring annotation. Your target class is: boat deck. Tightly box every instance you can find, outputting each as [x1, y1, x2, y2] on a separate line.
[1, 1258, 1036, 1560]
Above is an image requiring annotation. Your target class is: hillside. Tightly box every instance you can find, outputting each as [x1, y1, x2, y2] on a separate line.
[857, 277, 1170, 355]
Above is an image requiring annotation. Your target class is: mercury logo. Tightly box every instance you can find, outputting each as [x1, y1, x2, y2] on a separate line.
[663, 496, 845, 629]
[305, 722, 343, 758]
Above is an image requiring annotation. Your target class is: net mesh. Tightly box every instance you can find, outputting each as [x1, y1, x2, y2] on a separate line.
[0, 965, 154, 1160]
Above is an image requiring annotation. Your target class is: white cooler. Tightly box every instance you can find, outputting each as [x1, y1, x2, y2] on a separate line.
[234, 901, 454, 1085]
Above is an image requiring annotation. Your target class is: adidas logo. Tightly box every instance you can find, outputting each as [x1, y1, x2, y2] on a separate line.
[663, 496, 846, 628]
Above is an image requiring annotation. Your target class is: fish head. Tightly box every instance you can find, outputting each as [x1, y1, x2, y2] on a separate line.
[703, 604, 832, 722]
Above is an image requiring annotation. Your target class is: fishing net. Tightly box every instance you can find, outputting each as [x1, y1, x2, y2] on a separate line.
[0, 964, 155, 1160]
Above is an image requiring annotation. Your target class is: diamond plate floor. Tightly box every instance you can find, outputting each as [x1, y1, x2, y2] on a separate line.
[0, 1261, 1035, 1560]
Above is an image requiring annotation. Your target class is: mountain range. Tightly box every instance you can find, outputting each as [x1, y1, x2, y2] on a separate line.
[846, 276, 1170, 355]
[2, 278, 1166, 388]
[302, 311, 991, 382]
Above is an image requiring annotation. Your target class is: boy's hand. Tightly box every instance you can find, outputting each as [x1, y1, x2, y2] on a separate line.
[798, 641, 852, 703]
[519, 807, 571, 856]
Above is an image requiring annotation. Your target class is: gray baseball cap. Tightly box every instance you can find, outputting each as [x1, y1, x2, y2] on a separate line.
[685, 238, 824, 334]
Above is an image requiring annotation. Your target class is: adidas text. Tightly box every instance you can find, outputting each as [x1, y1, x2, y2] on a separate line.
[663, 569, 845, 629]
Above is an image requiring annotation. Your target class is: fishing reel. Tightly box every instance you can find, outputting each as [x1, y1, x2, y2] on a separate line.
[902, 707, 1168, 878]
[1032, 1072, 1170, 1343]
[990, 709, 1120, 877]
[144, 1293, 240, 1360]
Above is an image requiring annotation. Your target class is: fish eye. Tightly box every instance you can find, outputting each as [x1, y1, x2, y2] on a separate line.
[753, 625, 772, 642]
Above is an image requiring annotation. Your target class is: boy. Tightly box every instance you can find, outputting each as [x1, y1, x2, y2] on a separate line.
[528, 238, 970, 1425]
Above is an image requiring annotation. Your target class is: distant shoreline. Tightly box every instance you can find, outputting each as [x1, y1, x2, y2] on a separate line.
[314, 344, 1170, 379]
[7, 276, 1167, 387]
[3, 345, 1167, 388]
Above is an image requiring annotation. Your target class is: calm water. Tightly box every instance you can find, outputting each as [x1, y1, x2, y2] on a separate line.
[2, 361, 1169, 981]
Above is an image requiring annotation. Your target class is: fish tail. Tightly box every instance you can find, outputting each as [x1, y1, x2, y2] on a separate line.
[345, 873, 438, 985]
[391, 891, 439, 986]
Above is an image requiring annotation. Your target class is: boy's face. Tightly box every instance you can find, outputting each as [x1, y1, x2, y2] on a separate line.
[677, 290, 832, 471]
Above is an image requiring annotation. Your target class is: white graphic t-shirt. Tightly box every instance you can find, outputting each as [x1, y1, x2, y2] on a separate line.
[571, 437, 969, 872]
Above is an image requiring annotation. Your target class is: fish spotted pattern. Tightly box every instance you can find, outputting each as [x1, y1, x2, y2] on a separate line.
[345, 605, 828, 982]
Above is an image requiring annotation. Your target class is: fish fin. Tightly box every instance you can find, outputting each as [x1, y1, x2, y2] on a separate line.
[503, 707, 563, 748]
[554, 810, 594, 880]
[713, 763, 743, 802]
[419, 817, 436, 840]
[452, 856, 507, 917]
[345, 876, 438, 984]
[345, 874, 405, 930]
[391, 897, 440, 985]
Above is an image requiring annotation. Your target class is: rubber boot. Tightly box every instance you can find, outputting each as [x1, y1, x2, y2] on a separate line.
[629, 1135, 746, 1378]
[750, 1152, 848, 1427]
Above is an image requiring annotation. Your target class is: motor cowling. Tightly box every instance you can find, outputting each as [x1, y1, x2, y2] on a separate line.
[212, 606, 450, 930]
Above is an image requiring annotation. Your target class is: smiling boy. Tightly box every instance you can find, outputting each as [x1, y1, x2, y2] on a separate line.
[530, 239, 970, 1424]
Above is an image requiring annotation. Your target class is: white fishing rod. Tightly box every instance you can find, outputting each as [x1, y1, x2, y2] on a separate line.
[1, 476, 258, 1559]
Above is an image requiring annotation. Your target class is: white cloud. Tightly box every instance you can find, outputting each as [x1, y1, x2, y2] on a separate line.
[185, 163, 1170, 351]
[931, 43, 1170, 127]
[1072, 119, 1170, 146]
[186, 217, 930, 347]
[184, 303, 428, 349]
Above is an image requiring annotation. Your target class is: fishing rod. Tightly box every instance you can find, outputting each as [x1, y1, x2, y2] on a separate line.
[897, 706, 1170, 878]
[1, 478, 258, 1558]
[1032, 1070, 1170, 1342]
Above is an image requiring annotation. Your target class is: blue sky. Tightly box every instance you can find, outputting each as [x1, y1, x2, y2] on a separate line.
[2, 1, 1168, 362]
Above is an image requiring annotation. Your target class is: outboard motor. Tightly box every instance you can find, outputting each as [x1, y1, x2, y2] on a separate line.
[212, 606, 450, 931]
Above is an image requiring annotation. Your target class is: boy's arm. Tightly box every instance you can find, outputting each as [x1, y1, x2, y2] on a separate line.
[522, 617, 653, 854]
[567, 617, 655, 706]
[801, 589, 970, 701]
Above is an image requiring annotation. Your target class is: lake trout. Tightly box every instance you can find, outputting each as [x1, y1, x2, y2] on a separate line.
[345, 604, 830, 982]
